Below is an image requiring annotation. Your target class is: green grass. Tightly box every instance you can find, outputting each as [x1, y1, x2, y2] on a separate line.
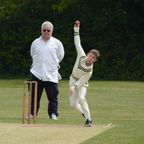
[0, 79, 144, 144]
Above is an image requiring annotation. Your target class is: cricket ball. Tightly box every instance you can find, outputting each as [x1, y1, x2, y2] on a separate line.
[75, 20, 80, 26]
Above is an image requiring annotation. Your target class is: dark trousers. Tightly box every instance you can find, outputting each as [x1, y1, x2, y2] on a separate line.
[30, 74, 59, 117]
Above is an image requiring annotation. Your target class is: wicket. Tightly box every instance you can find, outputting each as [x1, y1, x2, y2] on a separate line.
[22, 80, 38, 124]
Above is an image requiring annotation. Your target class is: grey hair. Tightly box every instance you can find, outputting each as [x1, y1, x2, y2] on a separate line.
[41, 21, 53, 31]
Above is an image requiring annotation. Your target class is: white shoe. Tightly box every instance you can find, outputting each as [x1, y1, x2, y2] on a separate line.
[51, 113, 58, 120]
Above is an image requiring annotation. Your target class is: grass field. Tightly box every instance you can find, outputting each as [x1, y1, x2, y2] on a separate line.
[0, 79, 144, 144]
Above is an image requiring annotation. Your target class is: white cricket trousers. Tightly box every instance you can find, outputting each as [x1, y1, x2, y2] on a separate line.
[69, 84, 91, 120]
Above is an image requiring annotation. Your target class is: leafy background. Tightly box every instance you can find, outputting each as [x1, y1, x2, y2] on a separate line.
[0, 0, 144, 80]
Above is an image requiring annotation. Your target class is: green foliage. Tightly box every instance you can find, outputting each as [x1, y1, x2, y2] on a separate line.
[0, 0, 144, 80]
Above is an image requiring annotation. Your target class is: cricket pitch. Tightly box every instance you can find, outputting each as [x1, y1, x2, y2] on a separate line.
[0, 123, 113, 144]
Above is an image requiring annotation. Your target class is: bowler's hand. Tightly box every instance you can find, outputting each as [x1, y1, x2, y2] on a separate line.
[74, 20, 80, 27]
[74, 20, 80, 33]
[69, 86, 76, 96]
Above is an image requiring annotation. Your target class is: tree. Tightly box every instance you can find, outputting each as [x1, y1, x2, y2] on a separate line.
[0, 0, 144, 80]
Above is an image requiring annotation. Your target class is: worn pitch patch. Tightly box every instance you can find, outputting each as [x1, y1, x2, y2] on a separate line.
[0, 123, 113, 144]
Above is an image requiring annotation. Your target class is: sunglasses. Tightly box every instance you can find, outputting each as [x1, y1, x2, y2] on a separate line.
[43, 29, 51, 32]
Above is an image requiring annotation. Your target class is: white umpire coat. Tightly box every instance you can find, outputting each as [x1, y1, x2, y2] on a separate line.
[30, 36, 64, 83]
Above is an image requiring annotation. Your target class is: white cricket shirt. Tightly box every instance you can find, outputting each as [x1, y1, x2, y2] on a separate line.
[70, 27, 93, 88]
[30, 36, 64, 83]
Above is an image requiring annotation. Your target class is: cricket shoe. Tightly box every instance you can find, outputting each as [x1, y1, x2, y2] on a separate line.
[51, 113, 58, 120]
[85, 119, 92, 127]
